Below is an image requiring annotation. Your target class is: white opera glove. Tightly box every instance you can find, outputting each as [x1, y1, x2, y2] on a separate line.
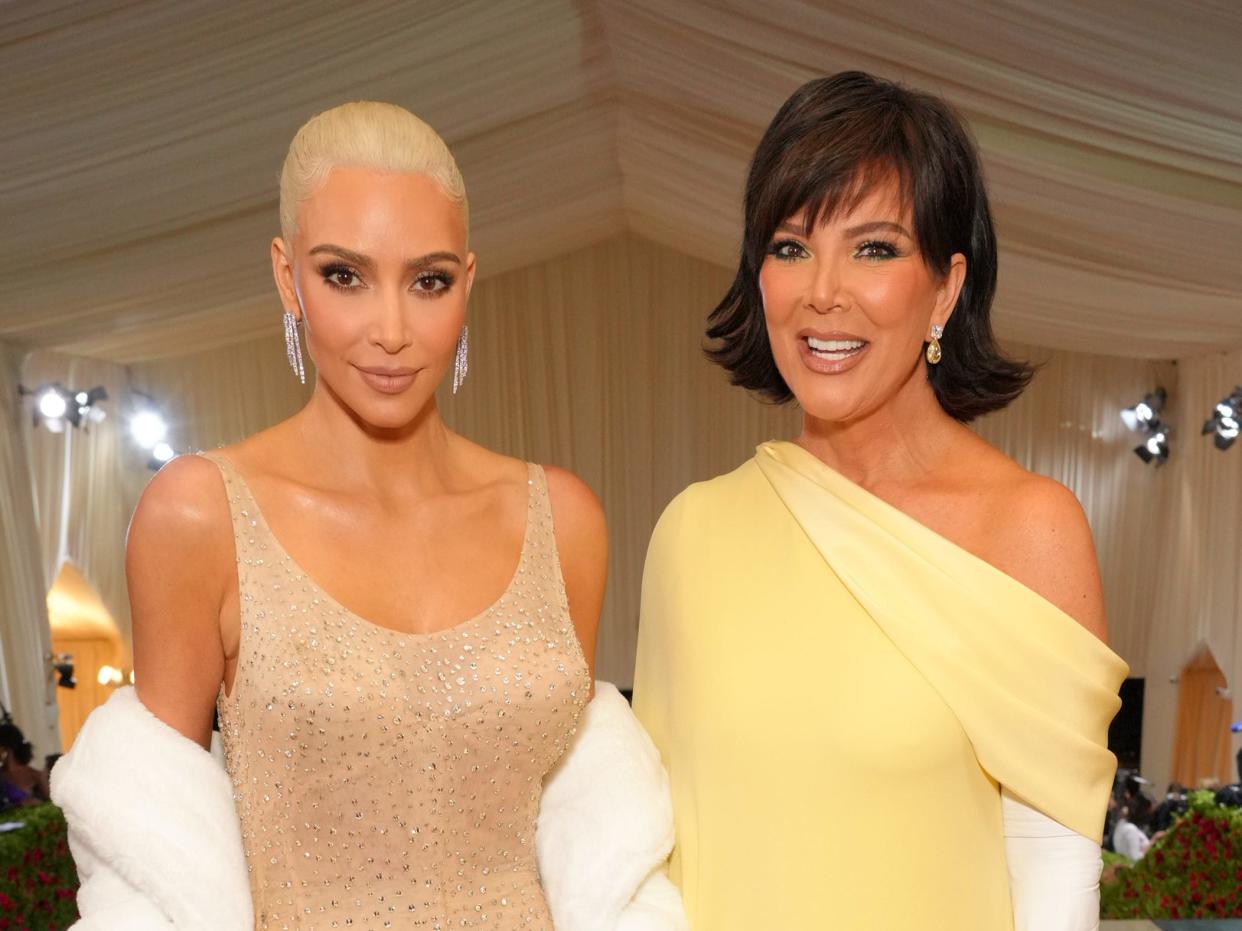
[1003, 788, 1102, 931]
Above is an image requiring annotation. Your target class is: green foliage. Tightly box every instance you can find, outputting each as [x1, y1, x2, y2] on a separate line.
[0, 803, 80, 930]
[1101, 791, 1242, 919]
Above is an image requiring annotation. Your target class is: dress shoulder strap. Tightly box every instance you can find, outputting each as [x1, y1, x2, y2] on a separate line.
[194, 451, 270, 567]
[523, 463, 572, 614]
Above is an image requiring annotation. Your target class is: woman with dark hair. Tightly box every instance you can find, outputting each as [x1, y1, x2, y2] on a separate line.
[0, 722, 50, 802]
[633, 71, 1127, 928]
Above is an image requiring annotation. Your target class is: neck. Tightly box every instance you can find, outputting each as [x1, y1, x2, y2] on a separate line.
[290, 378, 458, 497]
[795, 369, 961, 491]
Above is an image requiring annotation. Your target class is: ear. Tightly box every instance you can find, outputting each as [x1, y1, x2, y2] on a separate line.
[271, 237, 300, 320]
[463, 251, 477, 302]
[932, 253, 967, 332]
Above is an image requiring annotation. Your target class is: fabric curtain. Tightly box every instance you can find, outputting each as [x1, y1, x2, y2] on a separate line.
[0, 340, 60, 762]
[1141, 347, 1242, 795]
[6, 235, 1239, 795]
[21, 351, 139, 647]
[1171, 646, 1234, 787]
[2, 2, 1240, 363]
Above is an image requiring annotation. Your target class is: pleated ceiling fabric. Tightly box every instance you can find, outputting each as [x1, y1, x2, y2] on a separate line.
[1, 1, 1239, 361]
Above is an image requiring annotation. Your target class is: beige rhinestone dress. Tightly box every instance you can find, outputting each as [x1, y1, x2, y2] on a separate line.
[203, 454, 590, 931]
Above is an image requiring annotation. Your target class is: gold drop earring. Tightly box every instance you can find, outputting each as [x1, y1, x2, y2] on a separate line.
[926, 324, 943, 365]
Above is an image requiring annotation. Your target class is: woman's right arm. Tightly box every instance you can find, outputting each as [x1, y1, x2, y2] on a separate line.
[127, 455, 234, 750]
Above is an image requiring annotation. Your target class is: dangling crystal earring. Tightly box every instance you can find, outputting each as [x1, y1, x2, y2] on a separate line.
[452, 325, 469, 394]
[284, 311, 306, 384]
[925, 323, 943, 365]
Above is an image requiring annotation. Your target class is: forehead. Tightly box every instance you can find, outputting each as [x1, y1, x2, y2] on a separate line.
[296, 166, 466, 251]
[787, 172, 911, 231]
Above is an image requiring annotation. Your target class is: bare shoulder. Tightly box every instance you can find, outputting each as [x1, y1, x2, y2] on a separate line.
[128, 453, 233, 548]
[978, 460, 1107, 642]
[543, 465, 606, 684]
[544, 465, 607, 536]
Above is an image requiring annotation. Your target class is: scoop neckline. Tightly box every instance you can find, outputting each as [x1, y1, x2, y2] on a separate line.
[209, 453, 536, 640]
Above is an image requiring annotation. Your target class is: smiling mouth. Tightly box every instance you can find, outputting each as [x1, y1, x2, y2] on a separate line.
[804, 336, 868, 361]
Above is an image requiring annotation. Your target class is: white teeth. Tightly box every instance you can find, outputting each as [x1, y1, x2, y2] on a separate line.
[806, 337, 865, 352]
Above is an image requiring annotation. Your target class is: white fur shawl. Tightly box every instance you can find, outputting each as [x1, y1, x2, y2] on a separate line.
[51, 682, 685, 931]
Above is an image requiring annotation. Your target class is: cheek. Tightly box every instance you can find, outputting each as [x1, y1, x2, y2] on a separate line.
[303, 293, 365, 349]
[411, 293, 466, 352]
[757, 263, 801, 325]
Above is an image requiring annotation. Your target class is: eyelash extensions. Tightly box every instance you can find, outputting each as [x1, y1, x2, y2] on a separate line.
[317, 262, 456, 295]
[765, 238, 901, 262]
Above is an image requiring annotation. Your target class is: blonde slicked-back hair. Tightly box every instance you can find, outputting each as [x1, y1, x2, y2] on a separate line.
[279, 101, 468, 244]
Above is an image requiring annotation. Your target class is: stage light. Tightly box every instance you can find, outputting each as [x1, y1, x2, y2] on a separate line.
[51, 653, 76, 690]
[38, 388, 68, 420]
[97, 665, 123, 687]
[1201, 385, 1242, 451]
[130, 410, 168, 449]
[150, 441, 178, 471]
[1134, 426, 1169, 466]
[20, 382, 108, 432]
[1121, 388, 1166, 433]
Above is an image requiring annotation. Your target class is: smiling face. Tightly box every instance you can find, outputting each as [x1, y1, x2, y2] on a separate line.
[758, 178, 965, 426]
[272, 166, 475, 431]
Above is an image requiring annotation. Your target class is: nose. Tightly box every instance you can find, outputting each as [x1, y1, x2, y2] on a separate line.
[806, 256, 845, 314]
[370, 287, 411, 354]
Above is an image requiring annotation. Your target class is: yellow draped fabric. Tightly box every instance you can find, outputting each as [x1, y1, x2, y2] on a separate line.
[632, 441, 1128, 930]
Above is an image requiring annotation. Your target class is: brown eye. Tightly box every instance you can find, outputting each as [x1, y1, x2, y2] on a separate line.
[768, 240, 808, 261]
[857, 240, 899, 259]
[413, 272, 452, 294]
[320, 264, 362, 289]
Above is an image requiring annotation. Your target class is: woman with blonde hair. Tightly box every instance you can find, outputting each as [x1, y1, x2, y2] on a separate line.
[54, 101, 683, 931]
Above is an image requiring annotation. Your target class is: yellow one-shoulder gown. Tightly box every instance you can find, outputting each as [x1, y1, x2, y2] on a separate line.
[633, 442, 1128, 930]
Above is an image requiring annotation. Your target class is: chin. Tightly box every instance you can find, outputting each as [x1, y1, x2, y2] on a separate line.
[786, 379, 870, 426]
[329, 381, 435, 433]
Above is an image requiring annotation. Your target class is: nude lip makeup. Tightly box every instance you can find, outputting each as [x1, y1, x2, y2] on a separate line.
[354, 364, 418, 394]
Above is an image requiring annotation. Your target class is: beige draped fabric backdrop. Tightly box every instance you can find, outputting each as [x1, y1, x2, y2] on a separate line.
[0, 341, 59, 760]
[10, 232, 1237, 795]
[22, 351, 140, 650]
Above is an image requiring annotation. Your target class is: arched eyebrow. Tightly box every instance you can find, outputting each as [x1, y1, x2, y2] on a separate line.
[308, 244, 462, 269]
[773, 220, 912, 238]
[842, 220, 912, 238]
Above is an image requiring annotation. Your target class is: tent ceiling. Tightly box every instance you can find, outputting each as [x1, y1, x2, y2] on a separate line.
[2, 0, 1239, 363]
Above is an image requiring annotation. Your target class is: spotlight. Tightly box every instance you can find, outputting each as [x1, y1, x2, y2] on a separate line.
[20, 383, 108, 432]
[1201, 385, 1242, 451]
[1121, 388, 1166, 433]
[77, 386, 108, 424]
[149, 441, 177, 470]
[127, 392, 178, 470]
[129, 409, 168, 449]
[96, 666, 124, 687]
[38, 388, 68, 421]
[51, 653, 76, 690]
[1134, 426, 1170, 466]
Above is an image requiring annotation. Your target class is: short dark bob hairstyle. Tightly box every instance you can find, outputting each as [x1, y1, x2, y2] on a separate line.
[706, 70, 1033, 422]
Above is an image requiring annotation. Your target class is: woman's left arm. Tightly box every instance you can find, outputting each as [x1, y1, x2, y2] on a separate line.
[544, 466, 607, 691]
[1004, 791, 1104, 931]
[992, 475, 1112, 930]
